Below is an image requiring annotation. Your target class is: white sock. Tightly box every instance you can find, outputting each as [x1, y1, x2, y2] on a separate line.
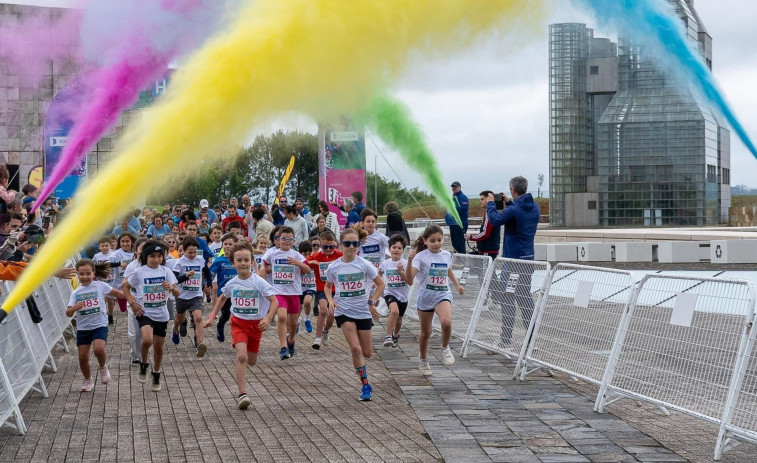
[305, 314, 310, 321]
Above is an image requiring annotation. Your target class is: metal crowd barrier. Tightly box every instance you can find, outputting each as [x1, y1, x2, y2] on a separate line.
[0, 275, 75, 435]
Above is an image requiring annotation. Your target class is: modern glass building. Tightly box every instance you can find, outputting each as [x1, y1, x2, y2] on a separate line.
[549, 0, 730, 227]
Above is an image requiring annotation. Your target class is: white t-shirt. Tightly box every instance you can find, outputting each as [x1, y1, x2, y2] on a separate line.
[174, 255, 205, 300]
[411, 249, 453, 310]
[263, 248, 308, 295]
[93, 251, 115, 285]
[122, 259, 142, 302]
[68, 281, 112, 331]
[380, 257, 409, 302]
[326, 257, 378, 319]
[209, 241, 222, 257]
[127, 265, 178, 322]
[222, 274, 275, 321]
[110, 249, 134, 287]
[359, 231, 389, 269]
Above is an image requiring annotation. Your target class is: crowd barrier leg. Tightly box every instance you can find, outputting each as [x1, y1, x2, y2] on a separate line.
[514, 270, 554, 379]
[0, 358, 26, 435]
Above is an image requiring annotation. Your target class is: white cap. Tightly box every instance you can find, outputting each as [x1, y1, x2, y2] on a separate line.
[200, 199, 209, 208]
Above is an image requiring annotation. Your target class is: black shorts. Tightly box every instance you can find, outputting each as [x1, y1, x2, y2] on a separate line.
[300, 290, 316, 304]
[176, 296, 204, 315]
[315, 290, 330, 304]
[335, 315, 373, 331]
[137, 316, 169, 337]
[383, 295, 409, 317]
[418, 299, 452, 312]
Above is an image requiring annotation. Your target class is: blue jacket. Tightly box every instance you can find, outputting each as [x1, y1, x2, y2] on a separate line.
[486, 193, 539, 260]
[445, 191, 469, 228]
[210, 256, 237, 297]
[347, 209, 361, 227]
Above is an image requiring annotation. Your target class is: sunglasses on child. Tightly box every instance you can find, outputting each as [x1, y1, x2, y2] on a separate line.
[279, 237, 294, 242]
[321, 244, 335, 250]
[341, 241, 361, 248]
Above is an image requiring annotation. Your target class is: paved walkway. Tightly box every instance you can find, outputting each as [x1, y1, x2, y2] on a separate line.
[0, 309, 745, 462]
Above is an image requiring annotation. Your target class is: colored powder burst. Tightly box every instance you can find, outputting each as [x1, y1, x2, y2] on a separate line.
[357, 93, 461, 226]
[32, 0, 225, 212]
[2, 0, 546, 312]
[579, 0, 757, 158]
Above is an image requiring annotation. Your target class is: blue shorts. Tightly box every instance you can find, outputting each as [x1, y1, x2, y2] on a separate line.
[76, 326, 109, 346]
[300, 290, 316, 304]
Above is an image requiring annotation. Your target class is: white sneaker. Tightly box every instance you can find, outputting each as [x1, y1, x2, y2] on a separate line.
[419, 357, 432, 376]
[322, 330, 330, 346]
[81, 378, 94, 392]
[442, 346, 455, 366]
[100, 365, 111, 384]
[312, 337, 321, 350]
[383, 336, 393, 347]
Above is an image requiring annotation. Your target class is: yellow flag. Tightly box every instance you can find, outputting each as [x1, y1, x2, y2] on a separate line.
[274, 156, 296, 205]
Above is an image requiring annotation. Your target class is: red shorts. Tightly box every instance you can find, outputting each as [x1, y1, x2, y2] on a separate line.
[276, 295, 301, 315]
[230, 317, 263, 353]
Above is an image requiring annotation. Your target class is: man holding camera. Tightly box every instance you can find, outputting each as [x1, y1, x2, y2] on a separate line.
[466, 190, 501, 258]
[485, 176, 540, 346]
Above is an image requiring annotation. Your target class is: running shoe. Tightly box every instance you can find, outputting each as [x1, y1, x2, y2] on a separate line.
[312, 337, 321, 350]
[151, 371, 161, 392]
[392, 335, 399, 348]
[419, 357, 432, 376]
[180, 320, 188, 337]
[100, 365, 111, 385]
[288, 342, 296, 358]
[131, 358, 141, 365]
[441, 346, 455, 366]
[360, 384, 372, 401]
[237, 393, 251, 410]
[304, 319, 313, 333]
[217, 325, 225, 343]
[197, 342, 207, 358]
[322, 330, 329, 346]
[80, 378, 94, 392]
[138, 362, 150, 383]
[172, 330, 180, 345]
[280, 347, 291, 360]
[383, 336, 393, 348]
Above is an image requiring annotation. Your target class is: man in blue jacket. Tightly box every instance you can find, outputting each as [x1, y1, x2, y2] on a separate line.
[445, 181, 468, 253]
[485, 176, 540, 346]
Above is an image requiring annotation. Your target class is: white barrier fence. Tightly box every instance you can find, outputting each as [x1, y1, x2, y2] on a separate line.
[437, 258, 756, 460]
[0, 275, 75, 435]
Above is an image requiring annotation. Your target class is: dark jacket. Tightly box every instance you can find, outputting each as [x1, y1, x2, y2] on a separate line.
[468, 213, 500, 255]
[445, 191, 469, 229]
[385, 211, 410, 243]
[486, 193, 539, 260]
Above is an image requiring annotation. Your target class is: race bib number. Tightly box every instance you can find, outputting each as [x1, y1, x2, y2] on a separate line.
[143, 284, 168, 308]
[273, 264, 296, 285]
[231, 289, 259, 315]
[365, 255, 382, 269]
[76, 291, 101, 316]
[318, 262, 330, 281]
[182, 278, 201, 292]
[385, 269, 406, 288]
[426, 267, 448, 291]
[301, 274, 316, 290]
[337, 272, 365, 297]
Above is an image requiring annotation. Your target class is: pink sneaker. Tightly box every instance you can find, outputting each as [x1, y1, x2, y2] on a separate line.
[100, 365, 111, 384]
[81, 378, 94, 392]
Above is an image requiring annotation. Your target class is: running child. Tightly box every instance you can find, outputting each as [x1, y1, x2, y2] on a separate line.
[203, 241, 278, 409]
[406, 225, 464, 376]
[124, 241, 179, 391]
[307, 230, 342, 349]
[110, 232, 136, 314]
[208, 225, 224, 257]
[93, 236, 116, 325]
[259, 226, 311, 360]
[380, 234, 409, 348]
[66, 259, 125, 392]
[170, 237, 209, 357]
[298, 241, 316, 333]
[209, 232, 239, 342]
[358, 209, 389, 270]
[324, 228, 385, 401]
[122, 237, 150, 364]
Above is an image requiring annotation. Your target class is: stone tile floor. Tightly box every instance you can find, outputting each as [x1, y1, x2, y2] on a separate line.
[1, 309, 747, 462]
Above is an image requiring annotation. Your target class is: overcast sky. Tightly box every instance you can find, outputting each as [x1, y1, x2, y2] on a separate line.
[8, 0, 757, 196]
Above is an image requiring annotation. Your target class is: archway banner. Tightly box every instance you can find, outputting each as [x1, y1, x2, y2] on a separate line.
[318, 122, 366, 227]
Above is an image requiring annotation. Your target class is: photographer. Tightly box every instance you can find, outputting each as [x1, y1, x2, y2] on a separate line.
[485, 176, 540, 346]
[466, 190, 501, 259]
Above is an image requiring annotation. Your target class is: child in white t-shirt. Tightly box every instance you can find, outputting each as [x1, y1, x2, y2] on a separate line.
[379, 234, 410, 349]
[124, 241, 179, 392]
[324, 228, 384, 402]
[407, 225, 464, 376]
[357, 208, 389, 270]
[204, 241, 278, 410]
[93, 236, 116, 325]
[67, 259, 125, 392]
